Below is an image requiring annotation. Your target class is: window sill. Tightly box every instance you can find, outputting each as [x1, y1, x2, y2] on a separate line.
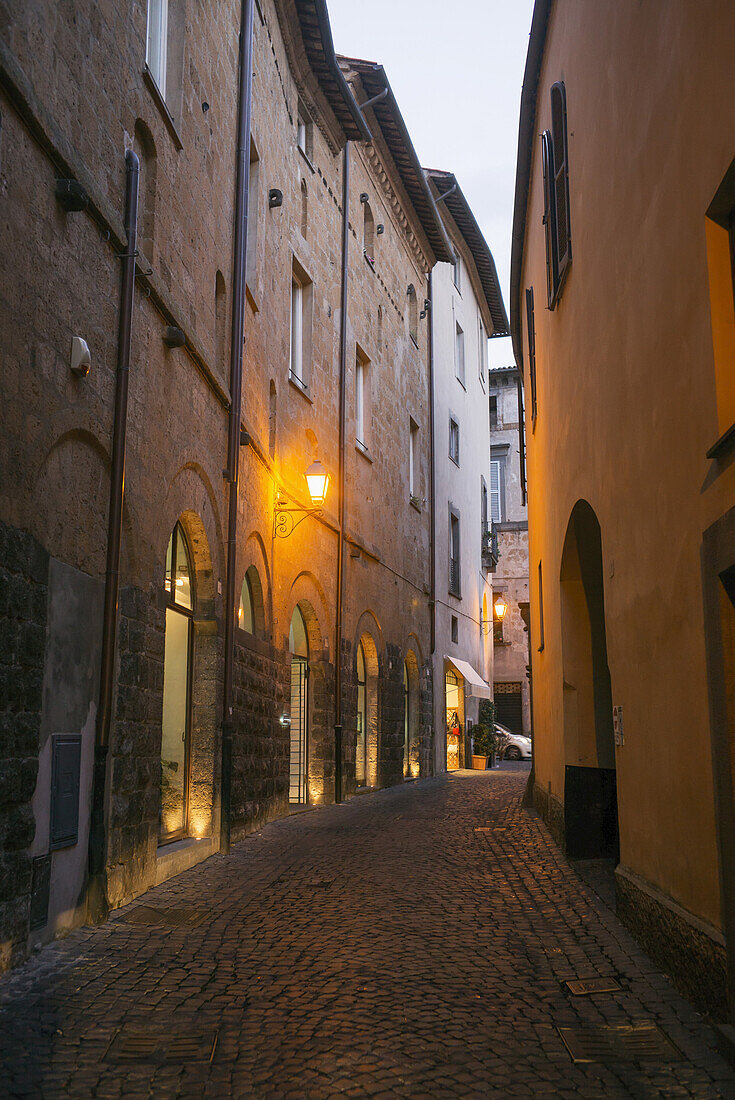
[142, 64, 183, 151]
[355, 439, 373, 463]
[449, 454, 460, 468]
[297, 145, 316, 174]
[289, 372, 312, 403]
[410, 333, 419, 349]
[448, 588, 462, 600]
[246, 282, 259, 314]
[363, 251, 376, 270]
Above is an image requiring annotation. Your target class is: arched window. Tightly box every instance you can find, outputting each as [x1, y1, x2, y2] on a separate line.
[407, 284, 418, 344]
[363, 200, 375, 264]
[215, 271, 226, 375]
[238, 573, 254, 634]
[161, 522, 194, 841]
[269, 380, 277, 458]
[377, 304, 383, 353]
[289, 606, 309, 804]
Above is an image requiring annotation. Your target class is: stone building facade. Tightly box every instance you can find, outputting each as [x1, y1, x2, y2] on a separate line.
[0, 0, 450, 970]
[487, 365, 530, 737]
[511, 0, 735, 1018]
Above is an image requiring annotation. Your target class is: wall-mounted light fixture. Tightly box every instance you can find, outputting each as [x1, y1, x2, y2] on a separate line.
[56, 179, 89, 213]
[163, 326, 186, 348]
[70, 336, 91, 377]
[274, 460, 330, 538]
[269, 188, 283, 208]
[494, 594, 508, 620]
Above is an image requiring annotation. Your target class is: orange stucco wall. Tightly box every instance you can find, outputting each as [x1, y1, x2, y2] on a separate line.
[521, 0, 735, 931]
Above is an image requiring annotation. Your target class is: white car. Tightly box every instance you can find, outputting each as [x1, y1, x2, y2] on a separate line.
[495, 722, 533, 761]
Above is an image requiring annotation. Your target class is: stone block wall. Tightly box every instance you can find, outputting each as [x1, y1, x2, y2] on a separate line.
[0, 520, 48, 972]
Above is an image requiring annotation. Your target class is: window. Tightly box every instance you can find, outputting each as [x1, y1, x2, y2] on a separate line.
[525, 287, 537, 422]
[300, 178, 308, 238]
[455, 322, 465, 386]
[453, 251, 461, 291]
[408, 284, 418, 345]
[289, 259, 312, 389]
[449, 416, 460, 465]
[541, 81, 571, 308]
[409, 418, 419, 499]
[363, 200, 375, 264]
[481, 478, 488, 533]
[355, 347, 371, 449]
[449, 511, 461, 596]
[478, 319, 487, 383]
[451, 615, 459, 643]
[146, 0, 168, 94]
[489, 395, 498, 430]
[297, 102, 313, 160]
[134, 119, 157, 261]
[490, 458, 503, 523]
[538, 561, 545, 651]
[238, 574, 254, 634]
[215, 271, 226, 374]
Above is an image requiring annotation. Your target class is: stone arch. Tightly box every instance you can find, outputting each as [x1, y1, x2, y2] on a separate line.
[353, 608, 385, 669]
[240, 529, 270, 637]
[559, 499, 618, 858]
[163, 461, 225, 592]
[29, 428, 137, 580]
[288, 570, 331, 654]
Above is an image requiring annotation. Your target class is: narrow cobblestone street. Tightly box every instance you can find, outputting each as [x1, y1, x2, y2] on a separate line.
[1, 767, 733, 1099]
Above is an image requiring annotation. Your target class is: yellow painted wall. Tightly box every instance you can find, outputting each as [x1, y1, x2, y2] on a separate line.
[521, 0, 735, 930]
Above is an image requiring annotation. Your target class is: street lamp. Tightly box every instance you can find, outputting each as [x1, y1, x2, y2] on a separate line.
[493, 593, 508, 621]
[274, 460, 331, 538]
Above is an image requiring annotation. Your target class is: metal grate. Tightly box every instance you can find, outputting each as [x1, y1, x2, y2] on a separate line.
[558, 1025, 682, 1064]
[565, 977, 621, 996]
[105, 1028, 218, 1064]
[119, 905, 207, 928]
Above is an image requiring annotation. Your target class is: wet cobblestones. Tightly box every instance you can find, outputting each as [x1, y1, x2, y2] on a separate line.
[1, 765, 733, 1097]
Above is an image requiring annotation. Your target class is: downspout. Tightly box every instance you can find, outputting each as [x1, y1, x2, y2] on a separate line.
[87, 148, 139, 922]
[221, 0, 254, 854]
[427, 270, 436, 774]
[334, 140, 350, 804]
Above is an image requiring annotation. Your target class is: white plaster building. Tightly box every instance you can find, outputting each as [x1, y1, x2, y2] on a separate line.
[488, 365, 531, 736]
[425, 170, 509, 772]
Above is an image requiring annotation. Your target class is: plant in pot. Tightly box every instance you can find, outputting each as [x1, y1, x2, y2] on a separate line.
[472, 701, 497, 770]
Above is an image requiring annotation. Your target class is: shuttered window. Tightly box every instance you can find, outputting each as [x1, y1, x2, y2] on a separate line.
[541, 81, 571, 308]
[525, 287, 537, 422]
[489, 460, 502, 522]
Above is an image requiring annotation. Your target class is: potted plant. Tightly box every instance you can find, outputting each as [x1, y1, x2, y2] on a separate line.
[471, 701, 497, 770]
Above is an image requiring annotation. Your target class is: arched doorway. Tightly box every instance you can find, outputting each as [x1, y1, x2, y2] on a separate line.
[161, 521, 194, 841]
[289, 606, 309, 804]
[445, 666, 464, 770]
[356, 633, 379, 787]
[560, 500, 618, 858]
[404, 651, 420, 778]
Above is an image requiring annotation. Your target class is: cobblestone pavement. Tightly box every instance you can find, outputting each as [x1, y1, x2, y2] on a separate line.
[1, 765, 734, 1099]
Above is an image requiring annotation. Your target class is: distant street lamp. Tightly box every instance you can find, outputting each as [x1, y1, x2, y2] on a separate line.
[493, 593, 508, 621]
[274, 459, 331, 538]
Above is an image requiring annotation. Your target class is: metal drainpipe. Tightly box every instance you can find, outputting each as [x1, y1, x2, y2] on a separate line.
[221, 0, 254, 854]
[427, 270, 436, 773]
[87, 148, 140, 923]
[334, 140, 350, 805]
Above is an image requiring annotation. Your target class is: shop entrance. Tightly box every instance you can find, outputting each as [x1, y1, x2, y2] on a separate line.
[160, 522, 194, 842]
[445, 666, 465, 771]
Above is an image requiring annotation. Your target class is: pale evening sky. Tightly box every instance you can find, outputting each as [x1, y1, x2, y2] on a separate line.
[327, 0, 535, 368]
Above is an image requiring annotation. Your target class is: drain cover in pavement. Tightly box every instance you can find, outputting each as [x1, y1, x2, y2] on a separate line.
[558, 1024, 682, 1063]
[119, 905, 207, 928]
[105, 1028, 218, 1064]
[564, 977, 621, 996]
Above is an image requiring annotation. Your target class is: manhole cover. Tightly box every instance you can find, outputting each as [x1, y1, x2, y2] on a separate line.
[119, 906, 207, 928]
[558, 1024, 682, 1063]
[105, 1028, 218, 1064]
[565, 977, 621, 996]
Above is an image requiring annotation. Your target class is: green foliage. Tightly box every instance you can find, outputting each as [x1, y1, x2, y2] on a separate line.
[473, 700, 498, 757]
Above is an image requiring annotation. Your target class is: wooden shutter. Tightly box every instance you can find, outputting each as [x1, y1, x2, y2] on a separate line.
[489, 460, 502, 522]
[525, 287, 537, 421]
[541, 129, 558, 307]
[550, 81, 572, 278]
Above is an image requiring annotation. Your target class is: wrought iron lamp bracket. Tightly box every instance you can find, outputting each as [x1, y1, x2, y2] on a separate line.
[273, 498, 322, 538]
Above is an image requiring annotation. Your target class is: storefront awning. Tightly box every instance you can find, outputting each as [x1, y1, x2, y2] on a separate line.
[444, 656, 493, 699]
